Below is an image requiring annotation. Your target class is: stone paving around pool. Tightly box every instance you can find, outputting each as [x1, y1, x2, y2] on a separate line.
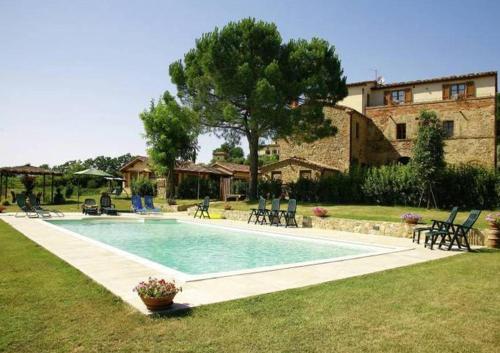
[0, 212, 464, 315]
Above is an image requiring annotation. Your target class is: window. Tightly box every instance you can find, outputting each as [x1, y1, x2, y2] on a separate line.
[299, 170, 312, 179]
[391, 90, 406, 104]
[450, 83, 466, 99]
[396, 123, 406, 140]
[443, 120, 454, 138]
[355, 122, 360, 139]
[265, 149, 270, 155]
[271, 171, 282, 181]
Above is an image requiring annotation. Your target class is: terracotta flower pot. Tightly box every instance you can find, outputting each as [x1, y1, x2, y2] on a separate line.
[140, 294, 177, 311]
[405, 219, 419, 225]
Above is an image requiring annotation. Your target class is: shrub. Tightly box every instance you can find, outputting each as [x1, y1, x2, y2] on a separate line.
[53, 187, 65, 204]
[131, 176, 155, 197]
[362, 164, 418, 205]
[65, 183, 74, 199]
[2, 200, 11, 206]
[177, 176, 219, 199]
[258, 179, 282, 199]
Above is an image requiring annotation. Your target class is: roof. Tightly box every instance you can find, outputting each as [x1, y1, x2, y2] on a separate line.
[175, 161, 232, 176]
[347, 80, 377, 87]
[119, 156, 148, 172]
[260, 157, 339, 173]
[0, 165, 62, 176]
[370, 71, 497, 90]
[211, 161, 250, 174]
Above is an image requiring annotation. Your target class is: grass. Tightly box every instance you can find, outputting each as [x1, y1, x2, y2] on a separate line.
[213, 201, 493, 229]
[0, 219, 499, 353]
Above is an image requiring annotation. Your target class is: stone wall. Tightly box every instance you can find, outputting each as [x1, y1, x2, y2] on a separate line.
[365, 97, 496, 167]
[277, 106, 352, 172]
[187, 208, 486, 246]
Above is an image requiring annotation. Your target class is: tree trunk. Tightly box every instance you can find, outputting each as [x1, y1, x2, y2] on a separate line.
[247, 133, 259, 201]
[165, 163, 176, 200]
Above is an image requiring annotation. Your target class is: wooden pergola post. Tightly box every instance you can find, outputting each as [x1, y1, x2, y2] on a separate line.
[43, 174, 46, 204]
[51, 174, 54, 204]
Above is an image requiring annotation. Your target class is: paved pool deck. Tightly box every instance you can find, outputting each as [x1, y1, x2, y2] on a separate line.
[0, 212, 463, 314]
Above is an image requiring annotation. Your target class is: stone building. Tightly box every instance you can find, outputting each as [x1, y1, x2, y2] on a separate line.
[261, 71, 497, 183]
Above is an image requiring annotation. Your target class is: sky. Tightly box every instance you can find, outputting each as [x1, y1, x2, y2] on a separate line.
[1, 0, 499, 167]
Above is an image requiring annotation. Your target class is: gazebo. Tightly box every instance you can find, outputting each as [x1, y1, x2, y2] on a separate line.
[0, 165, 62, 204]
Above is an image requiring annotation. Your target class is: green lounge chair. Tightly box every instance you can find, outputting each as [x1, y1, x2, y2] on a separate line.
[265, 198, 281, 226]
[280, 199, 298, 228]
[248, 197, 266, 224]
[412, 206, 458, 244]
[82, 198, 99, 215]
[15, 194, 39, 218]
[28, 194, 63, 217]
[194, 196, 210, 219]
[425, 210, 481, 251]
[100, 193, 117, 215]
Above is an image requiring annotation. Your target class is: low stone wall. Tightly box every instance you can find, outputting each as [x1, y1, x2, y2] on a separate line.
[187, 208, 486, 246]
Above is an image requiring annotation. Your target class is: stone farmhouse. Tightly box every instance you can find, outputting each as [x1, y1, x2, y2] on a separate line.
[261, 71, 498, 183]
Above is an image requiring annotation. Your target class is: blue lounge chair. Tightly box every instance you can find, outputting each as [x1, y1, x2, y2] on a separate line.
[131, 195, 147, 214]
[144, 195, 161, 214]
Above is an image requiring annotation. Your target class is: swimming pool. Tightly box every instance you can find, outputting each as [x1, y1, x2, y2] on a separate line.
[46, 218, 398, 280]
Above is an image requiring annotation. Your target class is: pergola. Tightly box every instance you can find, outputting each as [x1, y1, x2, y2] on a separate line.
[0, 165, 62, 204]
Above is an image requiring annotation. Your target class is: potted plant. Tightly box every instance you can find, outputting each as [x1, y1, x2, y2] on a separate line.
[401, 213, 422, 225]
[485, 213, 500, 248]
[134, 277, 182, 311]
[223, 202, 232, 210]
[0, 205, 6, 213]
[312, 207, 328, 217]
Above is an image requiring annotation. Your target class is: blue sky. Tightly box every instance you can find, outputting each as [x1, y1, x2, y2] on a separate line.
[0, 0, 498, 167]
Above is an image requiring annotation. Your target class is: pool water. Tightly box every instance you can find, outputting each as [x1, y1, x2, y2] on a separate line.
[47, 219, 383, 276]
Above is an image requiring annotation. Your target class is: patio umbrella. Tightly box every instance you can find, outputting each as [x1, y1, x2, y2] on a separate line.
[74, 168, 113, 209]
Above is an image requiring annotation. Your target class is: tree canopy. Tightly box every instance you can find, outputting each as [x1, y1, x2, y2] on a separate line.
[211, 142, 245, 164]
[140, 91, 199, 199]
[169, 18, 347, 199]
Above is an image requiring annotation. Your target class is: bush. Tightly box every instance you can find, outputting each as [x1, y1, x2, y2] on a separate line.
[131, 176, 155, 197]
[53, 187, 65, 204]
[258, 179, 282, 199]
[65, 183, 74, 199]
[177, 176, 219, 199]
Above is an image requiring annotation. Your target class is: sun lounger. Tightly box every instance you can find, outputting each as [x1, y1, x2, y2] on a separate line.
[144, 195, 161, 214]
[248, 197, 266, 224]
[412, 206, 458, 244]
[82, 198, 99, 215]
[425, 209, 481, 251]
[100, 193, 117, 215]
[131, 195, 147, 214]
[265, 198, 281, 226]
[28, 194, 64, 217]
[15, 194, 39, 218]
[280, 199, 298, 228]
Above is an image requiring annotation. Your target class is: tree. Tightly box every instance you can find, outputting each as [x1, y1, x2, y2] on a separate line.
[169, 18, 347, 199]
[411, 110, 445, 208]
[140, 92, 199, 199]
[211, 142, 245, 164]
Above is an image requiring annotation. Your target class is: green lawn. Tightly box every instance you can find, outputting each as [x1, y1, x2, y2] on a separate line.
[214, 201, 493, 229]
[0, 220, 499, 353]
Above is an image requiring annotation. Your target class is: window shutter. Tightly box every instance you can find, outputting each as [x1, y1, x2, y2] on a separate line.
[466, 81, 475, 98]
[404, 88, 412, 103]
[384, 91, 391, 105]
[442, 84, 450, 100]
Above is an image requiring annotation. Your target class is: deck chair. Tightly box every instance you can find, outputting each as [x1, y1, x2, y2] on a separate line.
[144, 195, 161, 214]
[15, 194, 39, 218]
[248, 197, 266, 224]
[425, 210, 481, 251]
[131, 195, 147, 214]
[280, 199, 298, 228]
[265, 198, 281, 226]
[194, 196, 210, 219]
[100, 193, 117, 215]
[82, 198, 99, 215]
[28, 194, 64, 217]
[412, 207, 458, 244]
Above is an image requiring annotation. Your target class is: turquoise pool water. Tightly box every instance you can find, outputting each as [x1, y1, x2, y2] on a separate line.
[47, 219, 382, 276]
